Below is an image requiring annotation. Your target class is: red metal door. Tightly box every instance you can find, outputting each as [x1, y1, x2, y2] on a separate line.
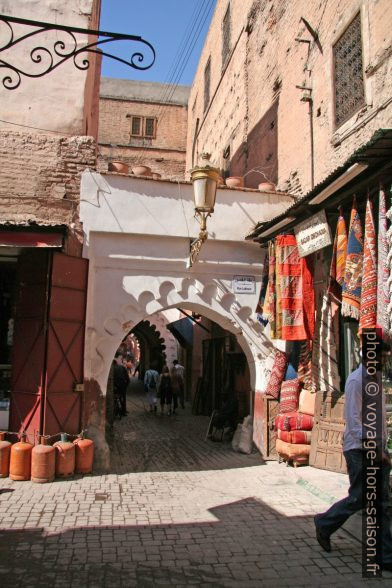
[43, 253, 88, 435]
[9, 251, 50, 440]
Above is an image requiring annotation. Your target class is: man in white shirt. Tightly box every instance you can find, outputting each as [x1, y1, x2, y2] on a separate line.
[173, 359, 185, 409]
[314, 359, 392, 572]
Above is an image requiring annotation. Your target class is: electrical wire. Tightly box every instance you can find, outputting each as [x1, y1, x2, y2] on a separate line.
[133, 0, 215, 166]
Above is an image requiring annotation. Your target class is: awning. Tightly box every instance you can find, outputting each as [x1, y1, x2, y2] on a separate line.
[247, 128, 392, 244]
[167, 317, 194, 348]
[0, 231, 63, 248]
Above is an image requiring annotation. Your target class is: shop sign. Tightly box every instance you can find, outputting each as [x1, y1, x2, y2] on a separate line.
[294, 210, 332, 257]
[233, 275, 256, 294]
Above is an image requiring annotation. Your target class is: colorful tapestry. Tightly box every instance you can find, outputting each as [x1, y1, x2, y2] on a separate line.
[311, 294, 341, 393]
[377, 187, 390, 337]
[297, 340, 313, 389]
[265, 350, 289, 399]
[262, 240, 277, 336]
[328, 208, 347, 303]
[359, 198, 377, 333]
[342, 198, 363, 319]
[279, 379, 300, 414]
[256, 247, 269, 325]
[275, 234, 314, 340]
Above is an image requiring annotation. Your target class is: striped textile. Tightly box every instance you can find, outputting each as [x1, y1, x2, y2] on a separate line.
[275, 234, 314, 340]
[328, 209, 347, 303]
[311, 294, 341, 393]
[359, 198, 377, 333]
[377, 187, 390, 338]
[342, 197, 363, 319]
[262, 240, 277, 337]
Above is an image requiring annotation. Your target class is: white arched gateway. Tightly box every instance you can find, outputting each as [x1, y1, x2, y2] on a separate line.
[80, 170, 293, 468]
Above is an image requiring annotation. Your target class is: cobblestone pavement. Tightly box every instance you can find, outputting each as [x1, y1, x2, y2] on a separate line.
[0, 381, 391, 587]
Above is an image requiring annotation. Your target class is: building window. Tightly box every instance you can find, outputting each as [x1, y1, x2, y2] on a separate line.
[130, 116, 156, 139]
[333, 13, 365, 127]
[204, 58, 211, 112]
[145, 118, 155, 137]
[131, 116, 142, 136]
[222, 4, 231, 70]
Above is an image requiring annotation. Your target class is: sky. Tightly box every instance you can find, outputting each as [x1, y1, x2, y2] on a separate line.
[99, 0, 216, 86]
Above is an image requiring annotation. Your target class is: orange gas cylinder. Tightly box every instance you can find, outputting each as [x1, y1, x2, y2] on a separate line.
[31, 436, 55, 483]
[54, 433, 75, 477]
[0, 432, 11, 478]
[74, 434, 94, 474]
[9, 433, 33, 481]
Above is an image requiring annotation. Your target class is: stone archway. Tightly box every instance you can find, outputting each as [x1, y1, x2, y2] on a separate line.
[80, 172, 293, 468]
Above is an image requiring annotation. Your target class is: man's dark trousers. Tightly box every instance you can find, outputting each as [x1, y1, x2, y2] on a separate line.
[315, 449, 392, 563]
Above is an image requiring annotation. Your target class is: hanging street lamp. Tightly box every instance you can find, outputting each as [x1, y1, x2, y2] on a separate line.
[188, 153, 219, 268]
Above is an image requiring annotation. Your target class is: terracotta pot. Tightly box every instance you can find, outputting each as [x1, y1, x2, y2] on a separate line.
[132, 165, 152, 177]
[108, 161, 129, 174]
[225, 176, 244, 188]
[258, 181, 275, 192]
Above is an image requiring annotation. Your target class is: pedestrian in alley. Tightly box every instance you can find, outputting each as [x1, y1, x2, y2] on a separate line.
[144, 363, 159, 412]
[314, 339, 392, 572]
[113, 352, 130, 417]
[172, 359, 185, 409]
[158, 364, 173, 415]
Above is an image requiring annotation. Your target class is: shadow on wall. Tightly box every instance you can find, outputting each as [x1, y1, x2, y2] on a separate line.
[0, 497, 339, 584]
[230, 99, 278, 189]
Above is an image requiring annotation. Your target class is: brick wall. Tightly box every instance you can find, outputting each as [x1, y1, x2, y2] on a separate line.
[0, 130, 96, 229]
[187, 0, 392, 194]
[98, 97, 188, 179]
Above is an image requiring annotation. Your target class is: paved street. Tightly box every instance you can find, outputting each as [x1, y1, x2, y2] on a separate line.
[0, 380, 391, 587]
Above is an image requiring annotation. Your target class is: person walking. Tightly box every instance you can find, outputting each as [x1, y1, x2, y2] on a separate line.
[158, 365, 173, 415]
[113, 353, 129, 416]
[314, 355, 392, 572]
[144, 364, 159, 412]
[172, 359, 185, 409]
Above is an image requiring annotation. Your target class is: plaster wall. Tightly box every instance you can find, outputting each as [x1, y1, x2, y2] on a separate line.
[187, 0, 392, 195]
[0, 0, 101, 135]
[80, 172, 293, 467]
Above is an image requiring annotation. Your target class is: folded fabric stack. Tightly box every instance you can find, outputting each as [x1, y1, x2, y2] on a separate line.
[274, 382, 316, 466]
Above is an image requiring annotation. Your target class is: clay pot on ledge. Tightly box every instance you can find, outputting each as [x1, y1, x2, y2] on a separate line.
[258, 181, 275, 192]
[132, 165, 152, 177]
[108, 160, 129, 174]
[225, 176, 244, 188]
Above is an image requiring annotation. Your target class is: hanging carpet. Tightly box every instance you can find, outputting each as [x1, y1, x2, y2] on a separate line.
[328, 208, 347, 303]
[275, 234, 314, 340]
[359, 197, 377, 334]
[378, 186, 390, 338]
[342, 197, 363, 319]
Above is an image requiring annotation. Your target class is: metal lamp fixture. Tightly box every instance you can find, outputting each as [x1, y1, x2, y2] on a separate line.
[188, 153, 219, 268]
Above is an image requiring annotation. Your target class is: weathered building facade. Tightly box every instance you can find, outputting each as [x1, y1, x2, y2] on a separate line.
[187, 0, 392, 192]
[98, 78, 190, 179]
[0, 0, 102, 441]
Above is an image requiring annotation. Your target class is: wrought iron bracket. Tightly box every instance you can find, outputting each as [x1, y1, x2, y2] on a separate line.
[0, 14, 156, 90]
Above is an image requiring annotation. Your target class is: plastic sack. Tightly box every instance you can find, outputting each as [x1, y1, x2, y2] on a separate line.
[238, 415, 253, 454]
[231, 424, 242, 451]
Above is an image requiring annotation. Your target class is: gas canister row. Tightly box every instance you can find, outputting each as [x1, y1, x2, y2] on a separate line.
[0, 432, 94, 482]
